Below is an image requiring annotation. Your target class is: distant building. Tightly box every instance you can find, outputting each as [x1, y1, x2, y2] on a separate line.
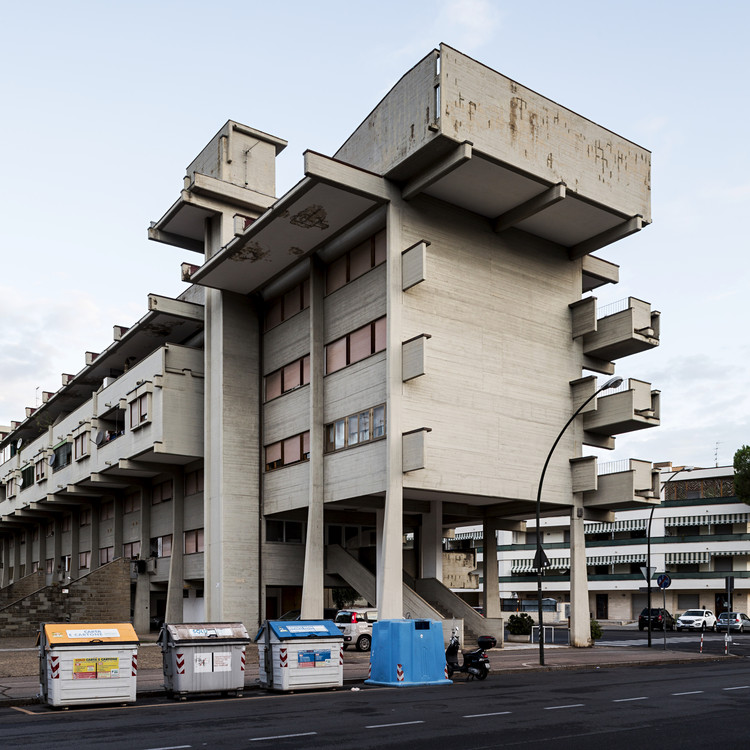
[1, 44, 658, 645]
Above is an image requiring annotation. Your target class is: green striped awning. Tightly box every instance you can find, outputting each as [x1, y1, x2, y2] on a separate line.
[666, 513, 749, 528]
[665, 551, 710, 564]
[584, 519, 647, 534]
[711, 550, 750, 557]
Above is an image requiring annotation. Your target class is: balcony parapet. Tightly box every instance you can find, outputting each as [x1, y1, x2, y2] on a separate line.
[571, 457, 660, 509]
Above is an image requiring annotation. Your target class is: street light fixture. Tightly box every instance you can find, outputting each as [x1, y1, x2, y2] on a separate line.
[646, 465, 694, 647]
[535, 374, 623, 666]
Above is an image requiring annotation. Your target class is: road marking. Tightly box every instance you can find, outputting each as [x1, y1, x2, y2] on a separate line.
[249, 733, 317, 742]
[613, 696, 648, 702]
[672, 691, 704, 695]
[464, 711, 512, 717]
[366, 721, 425, 729]
[723, 686, 750, 691]
[144, 746, 192, 750]
[545, 704, 584, 710]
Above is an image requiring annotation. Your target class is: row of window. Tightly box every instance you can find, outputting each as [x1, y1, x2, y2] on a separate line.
[666, 478, 735, 500]
[265, 432, 310, 472]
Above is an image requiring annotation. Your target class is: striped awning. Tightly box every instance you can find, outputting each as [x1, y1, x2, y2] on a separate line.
[585, 519, 647, 534]
[510, 558, 570, 573]
[666, 513, 749, 528]
[511, 553, 645, 572]
[711, 550, 750, 557]
[665, 551, 710, 564]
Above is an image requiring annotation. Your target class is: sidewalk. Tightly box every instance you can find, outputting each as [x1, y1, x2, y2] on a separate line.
[0, 636, 731, 707]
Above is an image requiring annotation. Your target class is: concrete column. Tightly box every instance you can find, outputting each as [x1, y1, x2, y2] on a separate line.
[165, 472, 185, 623]
[301, 259, 325, 619]
[420, 503, 443, 580]
[378, 197, 404, 620]
[134, 485, 151, 635]
[569, 501, 591, 646]
[70, 513, 80, 580]
[90, 504, 100, 571]
[482, 517, 501, 619]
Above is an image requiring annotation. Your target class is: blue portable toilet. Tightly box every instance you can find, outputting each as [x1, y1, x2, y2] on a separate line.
[366, 619, 451, 687]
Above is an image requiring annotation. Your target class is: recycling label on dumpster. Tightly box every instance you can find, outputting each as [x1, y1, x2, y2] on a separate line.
[298, 650, 331, 668]
[72, 657, 120, 679]
[194, 652, 232, 672]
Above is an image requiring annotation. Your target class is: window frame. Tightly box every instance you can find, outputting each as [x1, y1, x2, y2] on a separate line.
[325, 405, 387, 453]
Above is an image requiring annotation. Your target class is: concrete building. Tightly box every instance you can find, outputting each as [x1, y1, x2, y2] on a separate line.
[481, 464, 748, 622]
[0, 44, 660, 645]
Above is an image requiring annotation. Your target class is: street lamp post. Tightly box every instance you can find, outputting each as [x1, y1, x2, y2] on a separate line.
[535, 375, 623, 666]
[646, 465, 694, 647]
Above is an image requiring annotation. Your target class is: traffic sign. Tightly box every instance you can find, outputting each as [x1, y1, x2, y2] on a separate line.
[657, 574, 671, 590]
[640, 566, 656, 582]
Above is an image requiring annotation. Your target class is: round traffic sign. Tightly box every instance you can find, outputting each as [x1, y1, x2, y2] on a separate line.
[657, 574, 671, 589]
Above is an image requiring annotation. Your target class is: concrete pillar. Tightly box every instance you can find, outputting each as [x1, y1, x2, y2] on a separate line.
[569, 502, 591, 647]
[165, 472, 185, 623]
[70, 512, 80, 580]
[301, 259, 325, 619]
[378, 198, 404, 620]
[482, 517, 501, 619]
[420, 503, 443, 580]
[90, 504, 100, 571]
[134, 485, 151, 635]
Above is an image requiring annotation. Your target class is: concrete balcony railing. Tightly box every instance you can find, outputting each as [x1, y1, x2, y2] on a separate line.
[571, 457, 660, 510]
[570, 296, 660, 363]
[583, 378, 660, 445]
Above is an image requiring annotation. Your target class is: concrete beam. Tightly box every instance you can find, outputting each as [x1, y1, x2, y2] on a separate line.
[304, 150, 390, 202]
[568, 215, 643, 259]
[147, 226, 204, 254]
[402, 142, 473, 201]
[148, 294, 205, 321]
[492, 182, 566, 233]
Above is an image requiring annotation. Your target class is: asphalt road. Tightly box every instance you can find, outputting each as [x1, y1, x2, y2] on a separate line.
[598, 627, 750, 657]
[3, 659, 749, 749]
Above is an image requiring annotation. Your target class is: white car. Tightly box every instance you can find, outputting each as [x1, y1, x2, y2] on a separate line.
[676, 609, 717, 631]
[334, 608, 377, 651]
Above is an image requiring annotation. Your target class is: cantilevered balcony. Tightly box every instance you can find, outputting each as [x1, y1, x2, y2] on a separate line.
[570, 296, 660, 364]
[583, 378, 660, 443]
[571, 457, 660, 510]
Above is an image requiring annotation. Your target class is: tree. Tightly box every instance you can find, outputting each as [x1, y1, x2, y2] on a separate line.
[734, 445, 750, 504]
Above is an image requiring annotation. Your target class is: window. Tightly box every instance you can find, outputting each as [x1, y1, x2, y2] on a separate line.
[152, 480, 173, 505]
[129, 393, 149, 429]
[123, 541, 141, 559]
[31, 561, 40, 573]
[79, 508, 92, 527]
[184, 528, 204, 554]
[79, 551, 91, 569]
[61, 515, 72, 533]
[265, 431, 310, 471]
[35, 457, 47, 482]
[124, 492, 141, 514]
[326, 231, 386, 294]
[325, 405, 387, 453]
[99, 546, 114, 565]
[97, 407, 126, 444]
[100, 500, 114, 521]
[74, 432, 89, 460]
[264, 355, 311, 401]
[46, 558, 54, 574]
[21, 464, 34, 490]
[151, 535, 173, 558]
[46, 523, 55, 537]
[264, 279, 310, 331]
[60, 555, 70, 573]
[266, 520, 304, 543]
[53, 442, 72, 471]
[185, 469, 204, 496]
[325, 317, 386, 374]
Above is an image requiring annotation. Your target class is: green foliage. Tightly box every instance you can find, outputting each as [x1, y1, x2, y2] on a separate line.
[734, 445, 750, 504]
[507, 612, 534, 635]
[590, 619, 603, 641]
[332, 586, 359, 610]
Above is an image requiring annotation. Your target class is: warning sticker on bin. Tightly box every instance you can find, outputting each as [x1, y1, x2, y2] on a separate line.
[72, 657, 120, 679]
[298, 650, 331, 668]
[194, 652, 232, 672]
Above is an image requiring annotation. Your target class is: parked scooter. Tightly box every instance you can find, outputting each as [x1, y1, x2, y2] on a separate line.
[445, 627, 495, 680]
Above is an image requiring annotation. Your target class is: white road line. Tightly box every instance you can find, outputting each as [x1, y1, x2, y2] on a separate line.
[672, 691, 704, 695]
[249, 733, 317, 742]
[366, 720, 425, 729]
[144, 746, 192, 750]
[545, 704, 584, 710]
[464, 711, 512, 718]
[723, 686, 750, 691]
[613, 696, 648, 702]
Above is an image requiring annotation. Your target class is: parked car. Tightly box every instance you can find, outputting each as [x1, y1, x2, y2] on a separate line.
[638, 607, 675, 631]
[334, 608, 377, 651]
[676, 609, 717, 631]
[716, 612, 750, 632]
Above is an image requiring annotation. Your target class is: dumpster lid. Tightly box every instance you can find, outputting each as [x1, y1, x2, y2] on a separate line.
[259, 620, 343, 641]
[42, 622, 139, 646]
[162, 622, 249, 643]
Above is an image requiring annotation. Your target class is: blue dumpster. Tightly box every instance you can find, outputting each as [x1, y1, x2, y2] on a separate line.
[366, 619, 451, 687]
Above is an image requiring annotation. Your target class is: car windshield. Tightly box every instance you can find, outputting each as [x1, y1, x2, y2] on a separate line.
[718, 613, 736, 620]
[682, 610, 702, 616]
[335, 612, 354, 623]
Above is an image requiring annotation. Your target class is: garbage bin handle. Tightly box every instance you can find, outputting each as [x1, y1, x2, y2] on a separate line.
[208, 633, 218, 638]
[89, 639, 103, 643]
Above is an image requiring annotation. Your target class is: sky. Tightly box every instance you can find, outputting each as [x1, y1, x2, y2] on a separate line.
[1, 0, 748, 470]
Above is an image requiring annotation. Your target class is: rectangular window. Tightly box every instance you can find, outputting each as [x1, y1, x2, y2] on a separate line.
[99, 546, 114, 565]
[46, 558, 54, 574]
[264, 355, 311, 402]
[152, 535, 172, 558]
[266, 519, 304, 543]
[74, 432, 89, 460]
[184, 528, 204, 555]
[264, 432, 311, 471]
[79, 551, 91, 569]
[129, 393, 149, 429]
[79, 508, 92, 527]
[61, 515, 72, 533]
[185, 469, 204, 496]
[100, 500, 114, 521]
[264, 279, 310, 331]
[124, 492, 141, 514]
[35, 458, 47, 482]
[325, 317, 386, 375]
[123, 541, 141, 559]
[325, 230, 386, 295]
[152, 480, 173, 505]
[53, 442, 72, 471]
[32, 561, 40, 573]
[21, 464, 34, 490]
[46, 523, 55, 537]
[325, 405, 386, 453]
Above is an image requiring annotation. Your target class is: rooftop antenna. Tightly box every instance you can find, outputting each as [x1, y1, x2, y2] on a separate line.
[35, 386, 40, 407]
[714, 441, 724, 467]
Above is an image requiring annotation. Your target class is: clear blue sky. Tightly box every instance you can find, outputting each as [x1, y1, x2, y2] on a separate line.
[1, 0, 748, 469]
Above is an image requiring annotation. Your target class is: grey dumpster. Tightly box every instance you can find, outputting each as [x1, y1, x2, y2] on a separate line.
[257, 620, 343, 691]
[159, 622, 250, 699]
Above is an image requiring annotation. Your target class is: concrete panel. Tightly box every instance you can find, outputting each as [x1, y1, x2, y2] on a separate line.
[324, 263, 387, 343]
